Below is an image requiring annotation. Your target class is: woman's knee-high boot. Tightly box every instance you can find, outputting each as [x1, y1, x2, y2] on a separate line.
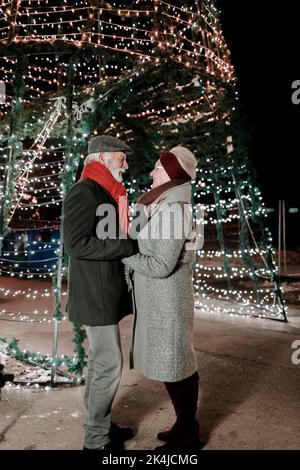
[156, 372, 200, 449]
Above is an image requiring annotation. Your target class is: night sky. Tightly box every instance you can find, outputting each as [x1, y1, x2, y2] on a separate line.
[219, 0, 299, 204]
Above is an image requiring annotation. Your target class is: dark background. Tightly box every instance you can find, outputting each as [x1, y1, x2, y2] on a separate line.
[219, 0, 299, 204]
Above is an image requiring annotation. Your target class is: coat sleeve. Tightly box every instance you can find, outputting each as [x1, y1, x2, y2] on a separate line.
[122, 203, 186, 278]
[63, 183, 134, 261]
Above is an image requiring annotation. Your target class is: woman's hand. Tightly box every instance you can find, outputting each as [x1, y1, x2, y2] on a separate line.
[122, 255, 137, 266]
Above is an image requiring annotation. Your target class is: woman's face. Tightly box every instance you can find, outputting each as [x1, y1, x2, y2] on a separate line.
[150, 160, 171, 189]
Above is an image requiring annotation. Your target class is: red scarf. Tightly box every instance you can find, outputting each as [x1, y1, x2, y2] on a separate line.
[81, 161, 129, 235]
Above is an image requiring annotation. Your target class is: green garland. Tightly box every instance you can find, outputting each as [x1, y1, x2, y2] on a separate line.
[72, 325, 87, 376]
[0, 337, 87, 377]
[51, 272, 63, 322]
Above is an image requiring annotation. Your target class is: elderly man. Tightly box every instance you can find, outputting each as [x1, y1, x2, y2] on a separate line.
[63, 135, 136, 450]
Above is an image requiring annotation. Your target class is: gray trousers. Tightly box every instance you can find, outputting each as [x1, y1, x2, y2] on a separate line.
[84, 324, 123, 449]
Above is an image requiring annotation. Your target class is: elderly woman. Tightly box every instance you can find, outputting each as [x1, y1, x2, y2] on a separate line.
[122, 146, 200, 450]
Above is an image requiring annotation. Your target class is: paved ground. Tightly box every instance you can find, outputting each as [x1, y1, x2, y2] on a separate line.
[0, 277, 300, 450]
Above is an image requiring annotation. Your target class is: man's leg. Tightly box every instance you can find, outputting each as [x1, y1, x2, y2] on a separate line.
[84, 344, 94, 410]
[84, 324, 123, 449]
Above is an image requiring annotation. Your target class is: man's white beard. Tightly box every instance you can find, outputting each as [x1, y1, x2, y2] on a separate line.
[104, 157, 124, 182]
[109, 168, 124, 182]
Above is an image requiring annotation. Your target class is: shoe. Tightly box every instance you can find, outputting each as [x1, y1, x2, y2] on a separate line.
[157, 421, 181, 441]
[82, 423, 132, 451]
[157, 419, 199, 442]
[154, 439, 202, 451]
[109, 422, 134, 442]
[83, 441, 124, 451]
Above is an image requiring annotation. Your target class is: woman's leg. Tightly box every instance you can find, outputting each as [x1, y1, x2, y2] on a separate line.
[156, 371, 200, 449]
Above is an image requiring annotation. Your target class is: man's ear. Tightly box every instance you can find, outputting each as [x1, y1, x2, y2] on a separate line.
[98, 153, 105, 163]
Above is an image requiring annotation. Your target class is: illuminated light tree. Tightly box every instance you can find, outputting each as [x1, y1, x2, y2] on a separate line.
[0, 0, 287, 383]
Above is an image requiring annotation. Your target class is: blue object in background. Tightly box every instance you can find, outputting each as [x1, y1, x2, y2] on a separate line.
[0, 228, 60, 273]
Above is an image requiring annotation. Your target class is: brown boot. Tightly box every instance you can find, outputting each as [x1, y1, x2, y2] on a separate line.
[155, 421, 200, 450]
[156, 372, 200, 449]
[157, 420, 183, 442]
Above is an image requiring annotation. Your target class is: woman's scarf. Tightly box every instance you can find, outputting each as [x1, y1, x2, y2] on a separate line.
[136, 179, 186, 207]
[131, 180, 187, 235]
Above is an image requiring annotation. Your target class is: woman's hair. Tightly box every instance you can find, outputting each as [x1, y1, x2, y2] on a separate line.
[170, 146, 197, 180]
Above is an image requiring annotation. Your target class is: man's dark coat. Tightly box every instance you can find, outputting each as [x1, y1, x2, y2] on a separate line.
[63, 178, 134, 326]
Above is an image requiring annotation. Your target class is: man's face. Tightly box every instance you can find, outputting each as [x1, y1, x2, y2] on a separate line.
[101, 152, 128, 182]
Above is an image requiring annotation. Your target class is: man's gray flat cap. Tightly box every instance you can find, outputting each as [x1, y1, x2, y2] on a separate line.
[88, 135, 131, 154]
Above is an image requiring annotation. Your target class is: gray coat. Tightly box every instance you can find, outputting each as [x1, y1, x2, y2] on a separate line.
[63, 178, 135, 326]
[122, 183, 198, 382]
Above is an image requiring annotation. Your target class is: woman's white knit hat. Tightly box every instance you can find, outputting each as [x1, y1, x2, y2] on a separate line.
[170, 146, 197, 180]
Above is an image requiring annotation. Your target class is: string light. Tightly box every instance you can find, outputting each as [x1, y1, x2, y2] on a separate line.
[0, 0, 287, 383]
